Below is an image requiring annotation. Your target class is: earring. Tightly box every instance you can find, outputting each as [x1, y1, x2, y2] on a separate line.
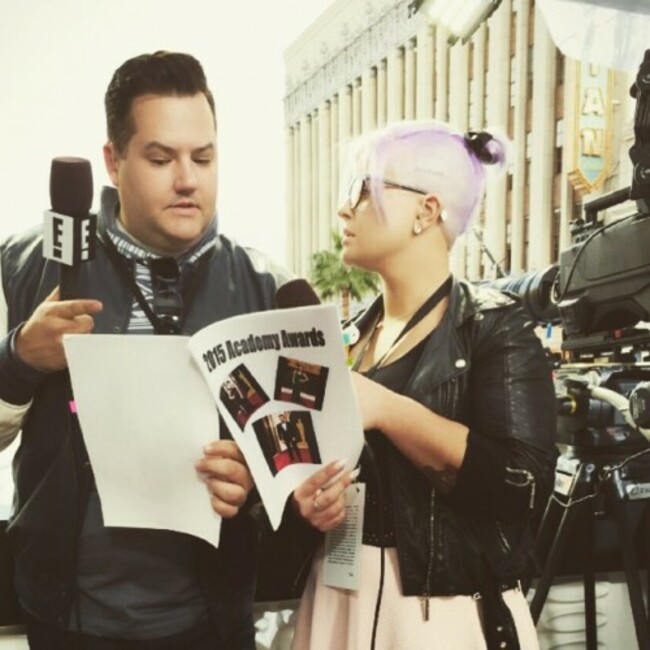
[413, 219, 423, 235]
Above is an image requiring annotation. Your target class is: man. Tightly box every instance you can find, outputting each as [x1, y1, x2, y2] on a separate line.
[276, 412, 301, 463]
[290, 363, 309, 405]
[222, 376, 250, 427]
[0, 51, 288, 649]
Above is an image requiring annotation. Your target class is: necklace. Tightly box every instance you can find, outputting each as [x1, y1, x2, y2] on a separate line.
[352, 275, 452, 374]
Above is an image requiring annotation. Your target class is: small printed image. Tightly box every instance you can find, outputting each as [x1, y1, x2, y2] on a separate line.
[219, 363, 270, 429]
[274, 356, 329, 410]
[253, 410, 321, 476]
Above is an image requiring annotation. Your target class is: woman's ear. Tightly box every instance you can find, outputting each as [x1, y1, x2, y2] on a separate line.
[418, 194, 443, 230]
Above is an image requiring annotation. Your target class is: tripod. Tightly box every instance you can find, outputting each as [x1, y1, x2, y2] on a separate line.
[527, 445, 650, 649]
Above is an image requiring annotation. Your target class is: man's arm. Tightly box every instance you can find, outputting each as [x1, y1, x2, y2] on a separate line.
[0, 267, 103, 450]
[14, 287, 102, 373]
[0, 261, 29, 450]
[0, 400, 29, 452]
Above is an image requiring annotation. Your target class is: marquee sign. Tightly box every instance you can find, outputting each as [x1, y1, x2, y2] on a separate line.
[571, 62, 613, 193]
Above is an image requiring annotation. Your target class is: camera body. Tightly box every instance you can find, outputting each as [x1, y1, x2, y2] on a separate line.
[555, 362, 650, 450]
[493, 51, 650, 469]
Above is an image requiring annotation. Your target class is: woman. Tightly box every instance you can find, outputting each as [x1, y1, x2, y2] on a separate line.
[290, 120, 558, 650]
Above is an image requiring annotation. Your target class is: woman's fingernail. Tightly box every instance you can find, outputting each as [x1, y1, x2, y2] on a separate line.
[334, 458, 348, 471]
[348, 468, 360, 482]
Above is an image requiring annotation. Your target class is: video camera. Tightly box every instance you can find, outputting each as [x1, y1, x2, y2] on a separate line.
[497, 52, 650, 648]
[492, 50, 650, 455]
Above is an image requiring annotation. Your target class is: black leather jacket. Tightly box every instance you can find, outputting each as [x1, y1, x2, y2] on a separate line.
[0, 194, 288, 646]
[352, 277, 557, 645]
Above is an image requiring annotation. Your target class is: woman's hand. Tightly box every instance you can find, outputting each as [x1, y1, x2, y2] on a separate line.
[196, 440, 254, 518]
[292, 460, 359, 532]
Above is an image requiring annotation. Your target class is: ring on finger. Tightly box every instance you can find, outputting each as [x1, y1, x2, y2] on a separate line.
[313, 494, 324, 512]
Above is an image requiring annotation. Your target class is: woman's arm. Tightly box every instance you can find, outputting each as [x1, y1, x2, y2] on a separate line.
[351, 372, 469, 491]
[352, 303, 557, 522]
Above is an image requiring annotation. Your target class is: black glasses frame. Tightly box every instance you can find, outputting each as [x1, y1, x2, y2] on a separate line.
[347, 176, 428, 211]
[149, 258, 184, 335]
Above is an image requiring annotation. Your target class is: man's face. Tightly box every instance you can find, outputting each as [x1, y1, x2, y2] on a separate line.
[104, 93, 218, 255]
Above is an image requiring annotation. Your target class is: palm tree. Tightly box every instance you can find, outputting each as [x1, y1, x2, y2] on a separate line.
[310, 230, 379, 320]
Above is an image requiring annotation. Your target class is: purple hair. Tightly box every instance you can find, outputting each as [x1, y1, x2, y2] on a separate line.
[341, 120, 508, 245]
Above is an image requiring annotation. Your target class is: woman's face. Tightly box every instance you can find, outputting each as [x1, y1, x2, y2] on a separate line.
[338, 163, 425, 272]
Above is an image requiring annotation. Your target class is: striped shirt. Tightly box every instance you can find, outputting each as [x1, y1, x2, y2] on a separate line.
[104, 215, 217, 333]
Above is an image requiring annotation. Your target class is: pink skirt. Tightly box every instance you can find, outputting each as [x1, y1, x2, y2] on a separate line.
[291, 545, 540, 650]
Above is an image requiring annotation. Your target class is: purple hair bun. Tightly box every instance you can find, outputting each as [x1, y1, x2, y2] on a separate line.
[464, 131, 505, 166]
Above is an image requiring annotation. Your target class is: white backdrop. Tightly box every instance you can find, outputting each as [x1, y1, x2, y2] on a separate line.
[0, 0, 334, 266]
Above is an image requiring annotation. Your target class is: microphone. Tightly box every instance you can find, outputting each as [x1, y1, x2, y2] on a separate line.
[275, 278, 321, 309]
[275, 278, 361, 353]
[42, 157, 96, 300]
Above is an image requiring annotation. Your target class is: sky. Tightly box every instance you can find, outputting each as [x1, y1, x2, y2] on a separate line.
[0, 0, 335, 266]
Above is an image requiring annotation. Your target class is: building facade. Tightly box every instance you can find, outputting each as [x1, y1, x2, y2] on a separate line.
[283, 0, 637, 282]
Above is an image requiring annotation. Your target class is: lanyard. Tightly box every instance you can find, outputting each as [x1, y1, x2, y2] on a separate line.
[352, 275, 452, 374]
[99, 230, 212, 335]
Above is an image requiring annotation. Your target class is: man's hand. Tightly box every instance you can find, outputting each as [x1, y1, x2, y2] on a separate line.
[292, 460, 358, 532]
[196, 440, 254, 518]
[15, 287, 103, 372]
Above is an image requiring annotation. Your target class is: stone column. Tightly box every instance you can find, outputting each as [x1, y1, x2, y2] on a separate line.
[292, 123, 301, 272]
[361, 67, 377, 133]
[528, 2, 557, 270]
[510, 0, 530, 274]
[330, 94, 340, 235]
[299, 116, 312, 277]
[448, 42, 469, 131]
[318, 101, 332, 252]
[448, 42, 470, 277]
[377, 59, 387, 127]
[352, 78, 362, 136]
[404, 39, 416, 120]
[285, 126, 296, 271]
[470, 24, 487, 129]
[338, 83, 353, 182]
[387, 47, 404, 123]
[483, 0, 511, 278]
[466, 24, 488, 281]
[434, 26, 449, 122]
[416, 25, 434, 119]
[559, 58, 577, 252]
[311, 112, 320, 259]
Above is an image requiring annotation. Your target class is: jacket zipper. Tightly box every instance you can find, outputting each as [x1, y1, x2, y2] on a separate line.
[505, 466, 536, 510]
[420, 377, 456, 620]
[496, 522, 511, 554]
[420, 486, 437, 621]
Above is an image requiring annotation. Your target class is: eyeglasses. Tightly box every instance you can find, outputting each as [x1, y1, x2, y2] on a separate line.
[149, 258, 183, 334]
[346, 176, 428, 211]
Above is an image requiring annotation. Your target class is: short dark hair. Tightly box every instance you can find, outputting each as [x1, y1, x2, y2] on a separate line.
[105, 50, 216, 155]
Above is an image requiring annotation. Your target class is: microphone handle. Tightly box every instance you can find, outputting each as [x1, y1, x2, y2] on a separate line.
[60, 265, 87, 301]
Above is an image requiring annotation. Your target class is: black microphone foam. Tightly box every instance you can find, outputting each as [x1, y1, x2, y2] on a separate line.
[45, 157, 96, 300]
[50, 157, 93, 217]
[275, 279, 321, 309]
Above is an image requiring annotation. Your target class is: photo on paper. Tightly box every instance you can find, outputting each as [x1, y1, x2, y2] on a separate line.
[219, 363, 270, 429]
[274, 356, 329, 410]
[252, 410, 321, 476]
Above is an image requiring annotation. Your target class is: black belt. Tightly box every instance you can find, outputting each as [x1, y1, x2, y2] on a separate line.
[479, 579, 522, 650]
